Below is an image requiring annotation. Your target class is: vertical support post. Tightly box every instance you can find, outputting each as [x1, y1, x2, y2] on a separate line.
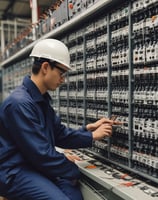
[31, 0, 38, 40]
[14, 19, 17, 39]
[83, 33, 87, 127]
[128, 1, 133, 168]
[107, 13, 112, 158]
[107, 14, 112, 119]
[1, 21, 5, 54]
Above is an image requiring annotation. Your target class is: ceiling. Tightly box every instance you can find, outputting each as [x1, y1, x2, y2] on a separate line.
[0, 0, 58, 50]
[0, 0, 57, 21]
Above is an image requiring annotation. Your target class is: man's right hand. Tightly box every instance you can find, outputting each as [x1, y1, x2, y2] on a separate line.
[92, 123, 113, 140]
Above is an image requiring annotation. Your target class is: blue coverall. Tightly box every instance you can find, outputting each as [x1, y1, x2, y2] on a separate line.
[0, 76, 93, 200]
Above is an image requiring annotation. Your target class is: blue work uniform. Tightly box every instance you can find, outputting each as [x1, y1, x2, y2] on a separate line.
[0, 76, 93, 200]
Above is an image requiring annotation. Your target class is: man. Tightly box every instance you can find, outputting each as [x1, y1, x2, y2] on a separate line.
[0, 39, 121, 200]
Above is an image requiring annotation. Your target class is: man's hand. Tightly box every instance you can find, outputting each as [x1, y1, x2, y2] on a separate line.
[64, 150, 81, 163]
[86, 117, 122, 132]
[92, 123, 113, 140]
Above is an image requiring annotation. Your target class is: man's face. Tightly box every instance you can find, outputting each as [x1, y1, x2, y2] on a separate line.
[43, 62, 66, 91]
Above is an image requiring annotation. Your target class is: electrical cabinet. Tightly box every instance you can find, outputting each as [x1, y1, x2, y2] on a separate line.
[1, 0, 158, 199]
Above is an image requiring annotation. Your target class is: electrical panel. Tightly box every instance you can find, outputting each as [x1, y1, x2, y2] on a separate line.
[1, 0, 158, 199]
[2, 58, 32, 99]
[56, 0, 158, 190]
[131, 0, 158, 180]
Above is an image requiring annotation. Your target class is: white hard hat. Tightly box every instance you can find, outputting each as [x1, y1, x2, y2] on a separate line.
[30, 39, 71, 71]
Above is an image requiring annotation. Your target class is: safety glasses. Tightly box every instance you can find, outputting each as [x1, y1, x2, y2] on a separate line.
[49, 61, 67, 77]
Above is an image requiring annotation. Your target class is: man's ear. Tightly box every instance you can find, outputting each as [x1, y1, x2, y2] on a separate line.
[41, 62, 49, 74]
